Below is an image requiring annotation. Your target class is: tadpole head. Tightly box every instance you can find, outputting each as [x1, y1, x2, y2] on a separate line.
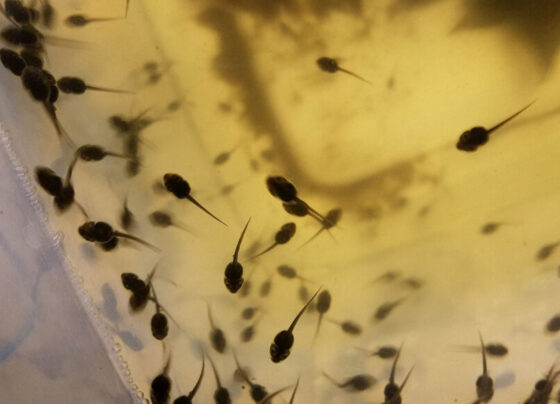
[275, 222, 296, 244]
[224, 273, 243, 294]
[149, 211, 173, 228]
[456, 127, 488, 152]
[317, 57, 339, 73]
[384, 382, 399, 400]
[78, 221, 97, 241]
[250, 385, 268, 402]
[65, 14, 88, 27]
[129, 286, 150, 312]
[109, 115, 130, 132]
[241, 325, 255, 343]
[93, 221, 114, 243]
[270, 343, 290, 363]
[77, 145, 106, 161]
[35, 166, 63, 196]
[101, 237, 119, 251]
[266, 176, 297, 202]
[172, 396, 191, 404]
[121, 273, 141, 291]
[57, 77, 86, 94]
[5, 0, 31, 24]
[282, 201, 308, 217]
[151, 373, 171, 404]
[164, 173, 191, 198]
[316, 290, 331, 314]
[273, 330, 294, 351]
[0, 48, 26, 76]
[21, 66, 50, 102]
[377, 346, 398, 359]
[151, 313, 169, 340]
[20, 49, 44, 69]
[54, 185, 75, 212]
[210, 328, 227, 353]
[214, 387, 231, 404]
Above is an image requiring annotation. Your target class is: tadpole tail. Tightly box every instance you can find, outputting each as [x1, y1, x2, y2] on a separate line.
[298, 227, 325, 250]
[89, 17, 126, 23]
[162, 354, 172, 376]
[206, 301, 216, 329]
[289, 377, 300, 404]
[43, 103, 74, 147]
[478, 331, 487, 376]
[288, 286, 321, 333]
[390, 342, 404, 383]
[187, 356, 205, 400]
[187, 195, 228, 226]
[105, 151, 130, 159]
[232, 350, 253, 386]
[233, 217, 251, 262]
[113, 232, 161, 252]
[312, 314, 324, 345]
[65, 154, 79, 184]
[206, 352, 222, 387]
[249, 243, 277, 260]
[297, 198, 327, 223]
[487, 101, 535, 135]
[398, 365, 415, 394]
[258, 384, 293, 404]
[86, 85, 134, 94]
[322, 371, 342, 388]
[74, 200, 89, 220]
[338, 67, 371, 84]
[125, 0, 130, 18]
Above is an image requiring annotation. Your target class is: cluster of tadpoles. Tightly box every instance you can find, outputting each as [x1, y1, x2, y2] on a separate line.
[34, 143, 131, 215]
[79, 219, 159, 252]
[121, 265, 174, 341]
[0, 0, 133, 146]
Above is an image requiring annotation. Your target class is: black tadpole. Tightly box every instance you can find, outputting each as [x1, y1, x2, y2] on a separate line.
[151, 356, 172, 404]
[250, 222, 296, 259]
[266, 176, 327, 223]
[269, 287, 321, 363]
[383, 343, 414, 404]
[78, 220, 160, 252]
[232, 351, 268, 402]
[173, 357, 205, 404]
[224, 218, 251, 293]
[300, 208, 342, 248]
[65, 14, 124, 27]
[163, 173, 228, 226]
[20, 48, 43, 68]
[0, 48, 25, 76]
[5, 0, 32, 24]
[456, 102, 534, 152]
[206, 353, 231, 404]
[75, 144, 129, 162]
[522, 365, 559, 404]
[322, 371, 376, 392]
[207, 303, 227, 354]
[256, 384, 293, 404]
[313, 290, 331, 343]
[120, 197, 135, 230]
[150, 285, 169, 340]
[57, 76, 133, 95]
[317, 57, 371, 84]
[473, 332, 494, 404]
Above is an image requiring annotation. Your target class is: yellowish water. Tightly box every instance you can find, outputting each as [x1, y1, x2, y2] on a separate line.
[2, 0, 560, 403]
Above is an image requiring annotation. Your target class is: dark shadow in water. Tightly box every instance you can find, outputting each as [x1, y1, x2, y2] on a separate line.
[455, 0, 560, 72]
[214, 0, 363, 19]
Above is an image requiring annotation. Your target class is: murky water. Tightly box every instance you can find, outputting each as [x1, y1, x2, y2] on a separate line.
[1, 1, 560, 403]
